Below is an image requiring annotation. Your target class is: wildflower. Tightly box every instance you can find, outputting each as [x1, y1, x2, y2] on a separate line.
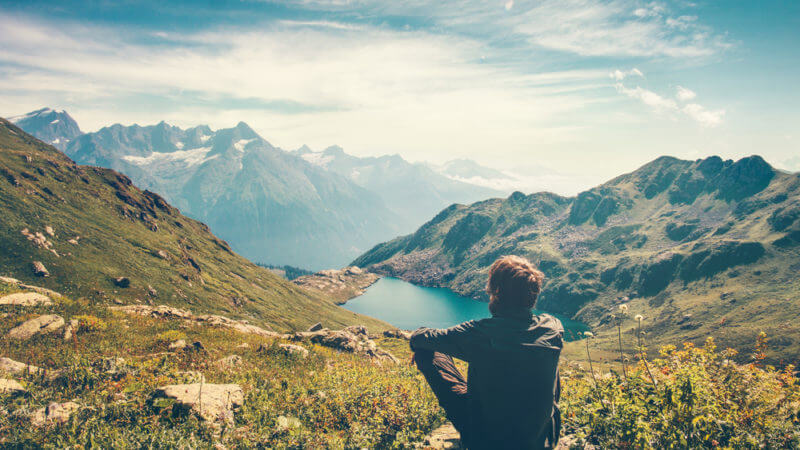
[583, 331, 594, 338]
[635, 314, 644, 322]
[619, 304, 629, 313]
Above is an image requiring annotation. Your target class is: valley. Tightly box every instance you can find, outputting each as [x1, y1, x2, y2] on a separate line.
[12, 108, 500, 270]
[354, 155, 800, 364]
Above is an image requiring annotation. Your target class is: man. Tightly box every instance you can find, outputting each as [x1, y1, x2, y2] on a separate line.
[410, 255, 563, 449]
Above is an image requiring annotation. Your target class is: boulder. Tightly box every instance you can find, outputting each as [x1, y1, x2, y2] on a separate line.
[114, 277, 131, 288]
[383, 329, 412, 340]
[307, 322, 324, 332]
[278, 343, 309, 358]
[343, 325, 368, 337]
[0, 378, 26, 395]
[0, 292, 53, 306]
[0, 357, 43, 376]
[0, 276, 21, 284]
[32, 261, 49, 277]
[154, 383, 244, 424]
[62, 319, 79, 341]
[31, 401, 80, 426]
[169, 339, 188, 350]
[8, 314, 65, 339]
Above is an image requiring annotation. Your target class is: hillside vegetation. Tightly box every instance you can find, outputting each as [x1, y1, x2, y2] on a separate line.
[0, 118, 387, 332]
[2, 280, 798, 448]
[354, 156, 800, 363]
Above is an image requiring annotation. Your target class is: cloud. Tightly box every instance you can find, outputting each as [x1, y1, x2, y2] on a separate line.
[676, 85, 697, 101]
[0, 14, 611, 161]
[614, 74, 723, 126]
[504, 0, 514, 11]
[611, 68, 644, 81]
[681, 103, 724, 126]
[615, 84, 677, 111]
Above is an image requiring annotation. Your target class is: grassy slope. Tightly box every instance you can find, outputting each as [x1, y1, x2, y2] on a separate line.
[354, 156, 800, 364]
[3, 280, 798, 448]
[0, 118, 388, 332]
[0, 280, 442, 447]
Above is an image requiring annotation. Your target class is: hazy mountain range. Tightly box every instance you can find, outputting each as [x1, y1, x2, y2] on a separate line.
[10, 108, 504, 269]
[354, 155, 800, 361]
[0, 117, 384, 330]
[8, 108, 82, 151]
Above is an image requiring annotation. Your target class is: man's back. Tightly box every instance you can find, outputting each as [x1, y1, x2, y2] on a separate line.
[410, 313, 563, 449]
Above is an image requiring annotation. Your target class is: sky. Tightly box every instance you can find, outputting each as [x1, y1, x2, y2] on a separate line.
[0, 0, 798, 194]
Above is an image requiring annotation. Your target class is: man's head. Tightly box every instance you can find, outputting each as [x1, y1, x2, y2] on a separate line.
[486, 255, 545, 316]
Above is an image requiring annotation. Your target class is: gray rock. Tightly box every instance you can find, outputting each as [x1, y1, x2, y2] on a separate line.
[114, 277, 130, 288]
[169, 339, 188, 350]
[31, 401, 80, 426]
[343, 325, 368, 337]
[8, 314, 65, 339]
[32, 261, 49, 277]
[0, 378, 27, 395]
[62, 319, 79, 341]
[278, 343, 309, 358]
[0, 357, 43, 376]
[154, 383, 244, 424]
[307, 322, 324, 332]
[0, 292, 53, 306]
[383, 329, 412, 340]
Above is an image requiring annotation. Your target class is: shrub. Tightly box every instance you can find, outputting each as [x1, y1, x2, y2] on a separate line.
[561, 336, 800, 448]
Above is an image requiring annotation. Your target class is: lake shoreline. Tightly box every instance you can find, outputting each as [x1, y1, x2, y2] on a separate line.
[343, 277, 589, 340]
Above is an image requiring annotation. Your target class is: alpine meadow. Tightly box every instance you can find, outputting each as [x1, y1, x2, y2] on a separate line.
[2, 1, 800, 448]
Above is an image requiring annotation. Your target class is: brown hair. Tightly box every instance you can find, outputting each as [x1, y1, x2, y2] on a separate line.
[486, 255, 545, 315]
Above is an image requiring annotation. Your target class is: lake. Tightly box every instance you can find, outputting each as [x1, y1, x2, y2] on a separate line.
[343, 277, 588, 341]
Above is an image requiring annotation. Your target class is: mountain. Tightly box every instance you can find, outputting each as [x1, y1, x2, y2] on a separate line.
[0, 117, 387, 331]
[354, 155, 800, 362]
[61, 121, 403, 270]
[9, 108, 82, 151]
[437, 158, 508, 182]
[294, 145, 503, 233]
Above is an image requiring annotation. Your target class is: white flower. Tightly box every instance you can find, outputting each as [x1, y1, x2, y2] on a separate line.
[619, 304, 629, 313]
[583, 331, 595, 338]
[635, 314, 644, 322]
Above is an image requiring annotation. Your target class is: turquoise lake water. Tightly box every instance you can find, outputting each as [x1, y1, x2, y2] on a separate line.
[342, 277, 588, 341]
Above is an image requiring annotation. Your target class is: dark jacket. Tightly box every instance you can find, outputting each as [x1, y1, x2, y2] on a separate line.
[410, 313, 563, 450]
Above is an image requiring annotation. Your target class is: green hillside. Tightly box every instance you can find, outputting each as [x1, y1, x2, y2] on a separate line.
[0, 118, 387, 332]
[354, 155, 800, 363]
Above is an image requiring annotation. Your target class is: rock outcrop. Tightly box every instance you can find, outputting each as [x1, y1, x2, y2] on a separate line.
[291, 327, 397, 363]
[32, 261, 49, 277]
[0, 357, 44, 376]
[278, 343, 309, 358]
[0, 292, 53, 306]
[154, 383, 244, 424]
[31, 401, 80, 426]
[293, 266, 380, 304]
[0, 378, 27, 395]
[8, 315, 65, 339]
[112, 304, 278, 337]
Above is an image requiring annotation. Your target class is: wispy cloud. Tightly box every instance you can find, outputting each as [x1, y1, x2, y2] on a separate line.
[0, 13, 610, 161]
[676, 85, 697, 101]
[614, 70, 724, 126]
[611, 68, 644, 81]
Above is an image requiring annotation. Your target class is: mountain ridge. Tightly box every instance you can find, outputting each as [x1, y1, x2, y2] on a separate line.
[0, 117, 388, 332]
[353, 154, 800, 362]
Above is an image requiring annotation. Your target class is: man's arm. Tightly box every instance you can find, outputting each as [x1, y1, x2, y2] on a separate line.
[409, 320, 481, 361]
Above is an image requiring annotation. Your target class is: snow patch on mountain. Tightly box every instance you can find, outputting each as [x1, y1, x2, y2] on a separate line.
[122, 147, 217, 168]
[301, 152, 334, 168]
[234, 138, 256, 152]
